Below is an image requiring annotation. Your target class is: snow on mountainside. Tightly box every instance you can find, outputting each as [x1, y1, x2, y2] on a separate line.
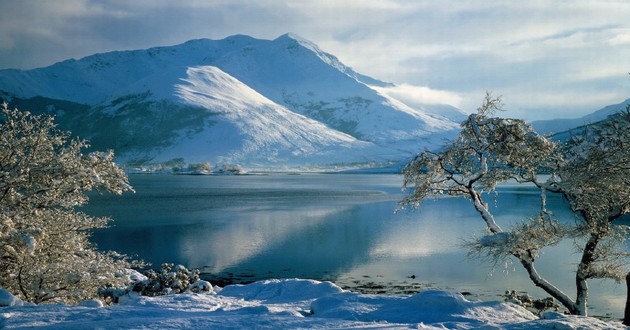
[531, 98, 630, 135]
[169, 65, 386, 167]
[0, 33, 461, 170]
[213, 34, 460, 144]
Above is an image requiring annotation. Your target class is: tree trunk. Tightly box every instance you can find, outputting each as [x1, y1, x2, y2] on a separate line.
[624, 272, 630, 326]
[574, 233, 601, 317]
[469, 189, 502, 233]
[574, 271, 588, 316]
[518, 256, 580, 315]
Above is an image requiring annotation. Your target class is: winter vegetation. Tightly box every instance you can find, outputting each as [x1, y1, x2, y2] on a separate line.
[0, 103, 138, 304]
[100, 263, 213, 303]
[400, 93, 630, 317]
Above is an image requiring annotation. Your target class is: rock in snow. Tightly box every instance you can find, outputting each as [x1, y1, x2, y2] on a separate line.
[0, 279, 623, 329]
[0, 289, 23, 307]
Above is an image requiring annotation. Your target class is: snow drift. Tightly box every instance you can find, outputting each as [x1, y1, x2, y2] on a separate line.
[1, 279, 623, 329]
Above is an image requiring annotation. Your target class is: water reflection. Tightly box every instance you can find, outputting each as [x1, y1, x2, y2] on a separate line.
[88, 174, 626, 318]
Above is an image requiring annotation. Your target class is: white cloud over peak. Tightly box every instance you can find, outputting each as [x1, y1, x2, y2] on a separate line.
[371, 84, 463, 108]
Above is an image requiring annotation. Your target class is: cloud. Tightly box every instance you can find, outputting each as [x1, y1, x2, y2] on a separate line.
[371, 84, 463, 108]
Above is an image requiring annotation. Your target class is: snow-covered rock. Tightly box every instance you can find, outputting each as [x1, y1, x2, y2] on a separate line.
[189, 280, 213, 294]
[125, 269, 148, 283]
[0, 289, 23, 307]
[79, 299, 104, 308]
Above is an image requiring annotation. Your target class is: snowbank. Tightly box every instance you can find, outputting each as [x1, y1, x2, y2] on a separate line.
[0, 289, 24, 307]
[0, 279, 624, 329]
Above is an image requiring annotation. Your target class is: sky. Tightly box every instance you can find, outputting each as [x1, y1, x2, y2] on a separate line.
[1, 0, 630, 120]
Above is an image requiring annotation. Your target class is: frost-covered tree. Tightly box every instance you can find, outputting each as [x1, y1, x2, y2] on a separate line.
[0, 103, 137, 304]
[400, 93, 630, 316]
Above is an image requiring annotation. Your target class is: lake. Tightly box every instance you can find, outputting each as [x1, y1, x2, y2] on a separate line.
[87, 173, 627, 318]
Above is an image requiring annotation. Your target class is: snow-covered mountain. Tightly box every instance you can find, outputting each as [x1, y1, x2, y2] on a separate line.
[0, 33, 463, 171]
[531, 98, 630, 135]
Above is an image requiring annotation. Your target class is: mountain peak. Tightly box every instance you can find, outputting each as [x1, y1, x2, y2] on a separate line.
[218, 34, 261, 46]
[277, 32, 306, 40]
[271, 33, 366, 83]
[275, 33, 315, 48]
[272, 33, 330, 60]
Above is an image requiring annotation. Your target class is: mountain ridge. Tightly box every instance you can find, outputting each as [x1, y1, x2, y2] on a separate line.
[0, 33, 464, 171]
[531, 98, 630, 135]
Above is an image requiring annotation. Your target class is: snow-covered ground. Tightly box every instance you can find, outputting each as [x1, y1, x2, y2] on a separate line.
[1, 279, 623, 329]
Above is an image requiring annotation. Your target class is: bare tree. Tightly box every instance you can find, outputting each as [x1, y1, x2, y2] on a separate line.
[400, 93, 630, 316]
[0, 104, 137, 304]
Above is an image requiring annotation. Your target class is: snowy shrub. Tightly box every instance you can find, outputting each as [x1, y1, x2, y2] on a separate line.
[503, 290, 559, 315]
[98, 285, 131, 305]
[130, 264, 213, 297]
[99, 264, 212, 303]
[401, 94, 630, 316]
[0, 104, 139, 304]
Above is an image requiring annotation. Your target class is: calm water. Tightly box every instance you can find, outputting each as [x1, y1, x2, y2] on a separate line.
[88, 174, 627, 318]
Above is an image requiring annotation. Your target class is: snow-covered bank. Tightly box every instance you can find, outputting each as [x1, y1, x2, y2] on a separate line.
[1, 279, 623, 329]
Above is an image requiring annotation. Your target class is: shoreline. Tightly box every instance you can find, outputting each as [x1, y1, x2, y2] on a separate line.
[200, 272, 621, 322]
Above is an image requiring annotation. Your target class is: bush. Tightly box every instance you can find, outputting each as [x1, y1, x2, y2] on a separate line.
[0, 104, 138, 304]
[131, 263, 213, 296]
[99, 264, 213, 303]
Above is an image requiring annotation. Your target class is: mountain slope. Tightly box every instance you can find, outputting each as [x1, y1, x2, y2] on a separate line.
[169, 65, 386, 167]
[531, 98, 630, 135]
[549, 108, 630, 144]
[214, 34, 459, 146]
[0, 35, 268, 104]
[0, 34, 461, 170]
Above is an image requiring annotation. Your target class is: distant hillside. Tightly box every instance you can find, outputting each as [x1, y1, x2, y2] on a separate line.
[531, 98, 630, 135]
[549, 109, 630, 144]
